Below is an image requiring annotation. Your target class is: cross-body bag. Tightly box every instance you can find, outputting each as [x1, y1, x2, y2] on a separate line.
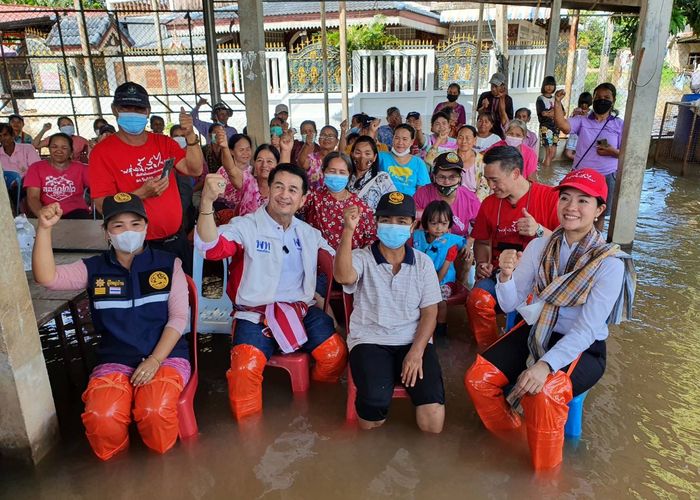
[572, 115, 612, 170]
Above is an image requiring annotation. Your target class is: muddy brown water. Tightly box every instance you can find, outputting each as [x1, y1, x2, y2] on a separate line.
[2, 165, 699, 499]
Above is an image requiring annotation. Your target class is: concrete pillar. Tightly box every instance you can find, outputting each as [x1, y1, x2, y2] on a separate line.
[0, 176, 59, 464]
[339, 1, 349, 122]
[544, 0, 562, 77]
[471, 2, 485, 123]
[608, 0, 674, 249]
[238, 0, 270, 145]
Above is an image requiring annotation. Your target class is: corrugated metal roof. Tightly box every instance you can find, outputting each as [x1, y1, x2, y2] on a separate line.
[45, 14, 135, 48]
[440, 6, 566, 23]
[261, 1, 440, 20]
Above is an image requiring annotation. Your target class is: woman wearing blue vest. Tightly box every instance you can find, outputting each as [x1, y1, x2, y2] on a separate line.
[33, 193, 190, 460]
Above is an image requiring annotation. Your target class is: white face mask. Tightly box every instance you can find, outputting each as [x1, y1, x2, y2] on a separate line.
[173, 136, 187, 149]
[391, 146, 411, 157]
[109, 230, 146, 254]
[505, 136, 523, 148]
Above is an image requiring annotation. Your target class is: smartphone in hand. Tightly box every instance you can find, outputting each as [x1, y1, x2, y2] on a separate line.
[161, 158, 175, 179]
[596, 138, 609, 147]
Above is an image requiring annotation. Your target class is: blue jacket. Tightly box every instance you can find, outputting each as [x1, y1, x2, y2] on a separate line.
[84, 247, 189, 367]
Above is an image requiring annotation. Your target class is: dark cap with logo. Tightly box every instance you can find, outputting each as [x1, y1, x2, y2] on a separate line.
[406, 111, 420, 120]
[433, 151, 464, 172]
[113, 82, 150, 108]
[375, 191, 416, 218]
[102, 192, 148, 222]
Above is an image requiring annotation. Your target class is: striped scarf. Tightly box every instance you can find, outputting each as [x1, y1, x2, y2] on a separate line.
[526, 226, 634, 366]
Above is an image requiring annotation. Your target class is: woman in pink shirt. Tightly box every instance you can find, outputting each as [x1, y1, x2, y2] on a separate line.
[24, 133, 91, 219]
[32, 194, 190, 461]
[0, 122, 40, 177]
[33, 116, 89, 163]
[486, 120, 539, 181]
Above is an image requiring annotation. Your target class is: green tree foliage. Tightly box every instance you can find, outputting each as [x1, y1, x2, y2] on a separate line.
[326, 15, 401, 51]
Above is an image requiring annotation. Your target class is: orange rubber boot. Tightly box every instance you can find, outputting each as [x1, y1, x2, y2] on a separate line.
[226, 344, 267, 420]
[466, 288, 500, 351]
[521, 371, 573, 470]
[133, 365, 184, 454]
[311, 333, 348, 383]
[81, 373, 133, 461]
[464, 354, 521, 431]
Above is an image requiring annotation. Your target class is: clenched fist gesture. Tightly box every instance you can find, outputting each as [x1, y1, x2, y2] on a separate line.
[342, 205, 360, 232]
[498, 249, 522, 282]
[202, 174, 227, 205]
[38, 202, 63, 229]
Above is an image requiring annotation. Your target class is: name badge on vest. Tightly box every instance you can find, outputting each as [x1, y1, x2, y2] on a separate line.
[92, 276, 128, 297]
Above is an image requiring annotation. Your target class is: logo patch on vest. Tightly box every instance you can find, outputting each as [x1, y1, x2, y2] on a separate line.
[255, 239, 271, 254]
[148, 271, 169, 290]
[138, 267, 172, 295]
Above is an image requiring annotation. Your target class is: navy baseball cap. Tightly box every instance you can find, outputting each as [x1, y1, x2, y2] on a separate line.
[375, 191, 416, 218]
[102, 193, 148, 222]
[113, 82, 150, 108]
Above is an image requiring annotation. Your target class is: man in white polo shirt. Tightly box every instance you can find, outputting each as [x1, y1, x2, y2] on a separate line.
[195, 163, 348, 421]
[334, 191, 445, 433]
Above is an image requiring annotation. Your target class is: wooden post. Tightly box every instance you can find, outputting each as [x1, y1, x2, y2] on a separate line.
[564, 10, 580, 111]
[472, 3, 485, 123]
[321, 2, 329, 125]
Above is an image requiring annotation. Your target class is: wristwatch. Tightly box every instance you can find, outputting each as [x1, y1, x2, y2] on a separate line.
[535, 224, 544, 238]
[186, 135, 200, 146]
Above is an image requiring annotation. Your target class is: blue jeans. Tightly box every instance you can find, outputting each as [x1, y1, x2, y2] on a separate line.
[233, 305, 335, 359]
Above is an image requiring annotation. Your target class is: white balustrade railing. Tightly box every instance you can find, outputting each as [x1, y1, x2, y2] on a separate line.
[352, 49, 435, 93]
[218, 50, 287, 95]
[507, 49, 547, 92]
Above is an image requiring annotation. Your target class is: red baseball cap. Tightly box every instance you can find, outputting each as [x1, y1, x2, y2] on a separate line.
[555, 168, 608, 201]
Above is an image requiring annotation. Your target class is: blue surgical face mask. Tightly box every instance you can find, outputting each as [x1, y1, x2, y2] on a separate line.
[59, 125, 75, 136]
[324, 174, 349, 193]
[349, 127, 360, 135]
[174, 136, 187, 149]
[117, 112, 148, 135]
[377, 223, 411, 249]
[210, 133, 217, 144]
[270, 126, 283, 137]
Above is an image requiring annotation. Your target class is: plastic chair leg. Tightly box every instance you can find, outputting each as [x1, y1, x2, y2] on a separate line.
[178, 372, 199, 439]
[564, 390, 589, 438]
[346, 370, 358, 421]
[267, 353, 310, 393]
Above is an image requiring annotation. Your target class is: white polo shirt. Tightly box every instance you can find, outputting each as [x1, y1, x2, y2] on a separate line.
[344, 242, 442, 350]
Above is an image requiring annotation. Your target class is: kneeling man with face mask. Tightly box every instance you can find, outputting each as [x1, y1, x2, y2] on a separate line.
[334, 192, 446, 433]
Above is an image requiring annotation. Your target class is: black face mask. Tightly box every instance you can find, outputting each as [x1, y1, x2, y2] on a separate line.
[446, 94, 458, 102]
[436, 183, 460, 197]
[592, 98, 613, 115]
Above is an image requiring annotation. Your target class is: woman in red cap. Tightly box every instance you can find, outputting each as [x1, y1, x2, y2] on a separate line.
[464, 168, 635, 470]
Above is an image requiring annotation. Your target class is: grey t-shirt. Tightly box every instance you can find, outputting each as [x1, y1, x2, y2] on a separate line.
[343, 243, 442, 351]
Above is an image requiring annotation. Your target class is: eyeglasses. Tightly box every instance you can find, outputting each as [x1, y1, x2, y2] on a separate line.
[319, 134, 337, 140]
[435, 174, 461, 182]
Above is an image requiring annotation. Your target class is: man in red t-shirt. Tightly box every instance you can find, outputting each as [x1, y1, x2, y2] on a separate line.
[467, 145, 559, 350]
[89, 82, 203, 273]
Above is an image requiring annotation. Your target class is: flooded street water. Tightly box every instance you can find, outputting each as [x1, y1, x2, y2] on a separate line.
[2, 165, 699, 499]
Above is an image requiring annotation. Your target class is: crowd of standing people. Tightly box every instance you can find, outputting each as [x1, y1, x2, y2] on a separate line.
[10, 73, 635, 471]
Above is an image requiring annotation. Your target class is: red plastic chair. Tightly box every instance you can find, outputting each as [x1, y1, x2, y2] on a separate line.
[178, 275, 199, 439]
[342, 292, 409, 421]
[234, 248, 336, 394]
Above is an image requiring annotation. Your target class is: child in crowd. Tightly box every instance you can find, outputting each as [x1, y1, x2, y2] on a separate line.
[514, 107, 539, 151]
[413, 200, 466, 337]
[536, 76, 562, 168]
[564, 92, 593, 161]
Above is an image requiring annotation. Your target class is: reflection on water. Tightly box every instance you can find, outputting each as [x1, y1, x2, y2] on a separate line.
[2, 167, 700, 498]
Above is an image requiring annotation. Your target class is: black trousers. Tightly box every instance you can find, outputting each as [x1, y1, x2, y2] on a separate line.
[482, 323, 606, 396]
[148, 230, 193, 276]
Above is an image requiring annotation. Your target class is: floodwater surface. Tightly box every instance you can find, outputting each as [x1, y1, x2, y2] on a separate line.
[1, 165, 699, 499]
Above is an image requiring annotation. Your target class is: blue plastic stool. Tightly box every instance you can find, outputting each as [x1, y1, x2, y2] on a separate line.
[564, 390, 589, 438]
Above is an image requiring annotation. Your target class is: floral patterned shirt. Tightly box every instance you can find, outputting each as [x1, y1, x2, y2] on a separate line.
[305, 152, 326, 191]
[303, 187, 376, 249]
[216, 166, 265, 216]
